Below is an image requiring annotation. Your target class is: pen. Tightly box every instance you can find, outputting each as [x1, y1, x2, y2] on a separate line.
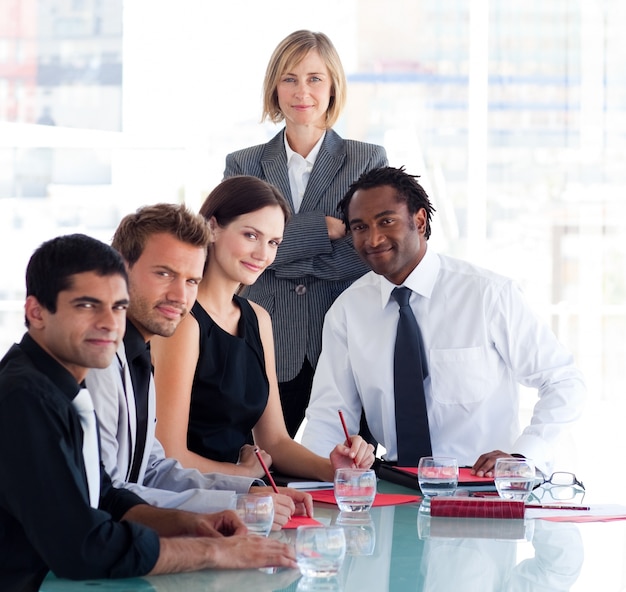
[338, 410, 352, 447]
[254, 447, 279, 494]
[525, 504, 590, 510]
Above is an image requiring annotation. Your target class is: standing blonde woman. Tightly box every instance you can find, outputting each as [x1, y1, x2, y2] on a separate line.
[151, 176, 374, 481]
[224, 30, 387, 437]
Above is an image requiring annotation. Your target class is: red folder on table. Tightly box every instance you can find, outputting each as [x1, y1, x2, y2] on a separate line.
[377, 464, 496, 492]
[307, 488, 420, 507]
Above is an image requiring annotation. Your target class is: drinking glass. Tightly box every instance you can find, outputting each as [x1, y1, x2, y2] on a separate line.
[494, 457, 535, 501]
[333, 468, 377, 512]
[417, 456, 458, 497]
[233, 494, 274, 536]
[296, 526, 346, 578]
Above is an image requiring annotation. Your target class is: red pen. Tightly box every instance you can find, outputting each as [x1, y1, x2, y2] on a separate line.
[254, 447, 279, 493]
[338, 410, 352, 447]
[525, 504, 590, 510]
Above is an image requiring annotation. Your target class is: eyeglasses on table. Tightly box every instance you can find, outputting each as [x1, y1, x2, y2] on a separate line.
[530, 471, 585, 503]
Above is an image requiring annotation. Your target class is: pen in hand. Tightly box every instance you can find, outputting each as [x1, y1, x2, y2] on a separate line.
[254, 447, 279, 494]
[338, 409, 352, 447]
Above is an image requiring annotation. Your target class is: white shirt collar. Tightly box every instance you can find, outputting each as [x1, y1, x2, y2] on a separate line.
[284, 130, 326, 166]
[379, 246, 440, 308]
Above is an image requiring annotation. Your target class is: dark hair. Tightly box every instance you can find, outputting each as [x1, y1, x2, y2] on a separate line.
[200, 176, 290, 227]
[112, 203, 210, 266]
[25, 233, 127, 325]
[338, 166, 436, 239]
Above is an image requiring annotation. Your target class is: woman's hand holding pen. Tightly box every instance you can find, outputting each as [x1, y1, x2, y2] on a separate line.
[250, 448, 314, 527]
[237, 444, 271, 479]
[248, 486, 313, 529]
[329, 435, 375, 473]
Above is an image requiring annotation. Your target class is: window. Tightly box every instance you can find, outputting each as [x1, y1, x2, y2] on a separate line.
[1, 0, 624, 497]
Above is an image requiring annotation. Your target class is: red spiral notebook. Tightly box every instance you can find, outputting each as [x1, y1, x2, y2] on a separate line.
[430, 496, 525, 519]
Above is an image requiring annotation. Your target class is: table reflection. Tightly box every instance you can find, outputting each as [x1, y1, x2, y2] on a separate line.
[336, 511, 376, 555]
[296, 575, 343, 591]
[416, 512, 583, 592]
[39, 499, 593, 592]
[329, 505, 584, 592]
[144, 567, 302, 592]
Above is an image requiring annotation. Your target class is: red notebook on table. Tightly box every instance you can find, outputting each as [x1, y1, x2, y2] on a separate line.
[430, 496, 524, 519]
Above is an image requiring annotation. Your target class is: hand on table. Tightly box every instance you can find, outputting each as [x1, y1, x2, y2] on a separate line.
[471, 450, 517, 477]
[200, 534, 297, 569]
[192, 509, 248, 537]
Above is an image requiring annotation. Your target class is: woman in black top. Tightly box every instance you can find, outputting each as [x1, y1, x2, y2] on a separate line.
[152, 176, 374, 482]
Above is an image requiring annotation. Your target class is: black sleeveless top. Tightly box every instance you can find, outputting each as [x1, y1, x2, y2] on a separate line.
[187, 296, 269, 463]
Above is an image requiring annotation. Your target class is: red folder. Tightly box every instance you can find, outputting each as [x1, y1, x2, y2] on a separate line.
[307, 488, 420, 507]
[377, 464, 496, 492]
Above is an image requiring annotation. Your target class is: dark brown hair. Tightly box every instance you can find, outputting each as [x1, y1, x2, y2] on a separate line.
[200, 176, 290, 226]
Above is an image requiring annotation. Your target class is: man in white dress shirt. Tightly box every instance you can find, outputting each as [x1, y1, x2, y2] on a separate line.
[87, 204, 311, 526]
[302, 166, 586, 476]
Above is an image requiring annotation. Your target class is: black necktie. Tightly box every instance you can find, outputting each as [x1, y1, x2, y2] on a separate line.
[128, 345, 152, 483]
[391, 286, 432, 466]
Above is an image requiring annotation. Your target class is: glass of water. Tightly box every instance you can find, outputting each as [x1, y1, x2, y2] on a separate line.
[296, 525, 346, 578]
[233, 494, 274, 536]
[417, 456, 458, 497]
[494, 457, 535, 501]
[333, 468, 377, 512]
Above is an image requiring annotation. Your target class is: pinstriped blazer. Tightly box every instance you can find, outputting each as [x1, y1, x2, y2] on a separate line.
[224, 128, 387, 382]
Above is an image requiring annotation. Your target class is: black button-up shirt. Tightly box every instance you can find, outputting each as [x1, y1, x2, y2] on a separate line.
[0, 334, 159, 592]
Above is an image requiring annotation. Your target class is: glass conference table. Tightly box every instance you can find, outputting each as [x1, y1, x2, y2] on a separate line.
[40, 480, 625, 592]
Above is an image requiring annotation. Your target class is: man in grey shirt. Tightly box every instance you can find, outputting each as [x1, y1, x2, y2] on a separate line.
[87, 204, 312, 525]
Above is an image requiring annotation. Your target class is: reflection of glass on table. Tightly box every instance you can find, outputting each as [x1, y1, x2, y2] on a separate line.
[296, 526, 346, 578]
[336, 511, 376, 556]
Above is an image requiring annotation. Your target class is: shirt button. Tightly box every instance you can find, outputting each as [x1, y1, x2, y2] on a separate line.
[295, 284, 307, 295]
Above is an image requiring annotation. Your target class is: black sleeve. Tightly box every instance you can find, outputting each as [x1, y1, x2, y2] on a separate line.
[0, 376, 160, 581]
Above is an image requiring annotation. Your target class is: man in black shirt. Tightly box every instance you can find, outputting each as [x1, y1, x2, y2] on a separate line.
[0, 234, 296, 592]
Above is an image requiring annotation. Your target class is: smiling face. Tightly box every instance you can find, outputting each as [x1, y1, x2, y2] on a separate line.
[126, 232, 206, 340]
[26, 270, 128, 383]
[208, 205, 285, 286]
[348, 185, 428, 285]
[276, 49, 333, 130]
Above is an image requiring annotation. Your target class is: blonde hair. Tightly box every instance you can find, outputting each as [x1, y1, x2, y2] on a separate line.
[262, 30, 347, 129]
